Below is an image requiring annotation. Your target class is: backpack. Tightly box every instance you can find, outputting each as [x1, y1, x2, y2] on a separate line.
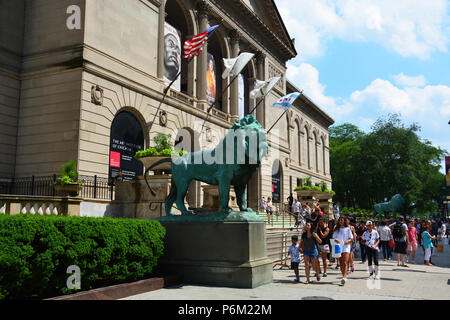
[393, 223, 405, 240]
[315, 207, 323, 217]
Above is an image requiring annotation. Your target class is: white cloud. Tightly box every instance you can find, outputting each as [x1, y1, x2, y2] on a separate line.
[287, 62, 355, 119]
[392, 73, 427, 87]
[276, 0, 450, 59]
[351, 80, 450, 117]
[287, 63, 450, 154]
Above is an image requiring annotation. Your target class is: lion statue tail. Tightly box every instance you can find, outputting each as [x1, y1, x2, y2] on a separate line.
[143, 158, 173, 193]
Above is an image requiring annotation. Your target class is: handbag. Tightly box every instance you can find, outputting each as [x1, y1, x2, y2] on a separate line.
[389, 238, 395, 249]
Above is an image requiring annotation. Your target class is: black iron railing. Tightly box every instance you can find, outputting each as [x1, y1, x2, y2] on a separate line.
[0, 175, 114, 200]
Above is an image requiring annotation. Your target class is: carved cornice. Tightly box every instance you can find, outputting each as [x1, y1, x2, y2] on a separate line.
[255, 51, 266, 65]
[208, 0, 294, 66]
[229, 29, 241, 43]
[196, 0, 210, 19]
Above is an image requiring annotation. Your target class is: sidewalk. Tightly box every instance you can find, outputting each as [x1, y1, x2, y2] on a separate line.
[122, 239, 450, 300]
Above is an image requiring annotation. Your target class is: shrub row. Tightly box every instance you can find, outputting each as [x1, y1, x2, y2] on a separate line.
[0, 215, 165, 300]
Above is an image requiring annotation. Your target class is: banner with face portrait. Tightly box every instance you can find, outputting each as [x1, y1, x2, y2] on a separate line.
[164, 22, 181, 91]
[206, 53, 216, 106]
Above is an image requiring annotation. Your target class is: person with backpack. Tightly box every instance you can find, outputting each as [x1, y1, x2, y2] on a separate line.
[314, 203, 323, 218]
[390, 217, 409, 267]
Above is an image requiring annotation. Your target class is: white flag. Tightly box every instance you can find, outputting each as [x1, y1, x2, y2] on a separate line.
[250, 77, 281, 99]
[222, 52, 255, 79]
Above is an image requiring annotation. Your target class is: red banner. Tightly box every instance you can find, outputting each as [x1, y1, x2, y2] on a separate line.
[110, 151, 121, 168]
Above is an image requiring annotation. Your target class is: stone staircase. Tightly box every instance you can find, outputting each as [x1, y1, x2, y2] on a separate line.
[256, 211, 298, 229]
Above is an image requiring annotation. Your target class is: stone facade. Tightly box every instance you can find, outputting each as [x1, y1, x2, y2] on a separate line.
[0, 0, 334, 212]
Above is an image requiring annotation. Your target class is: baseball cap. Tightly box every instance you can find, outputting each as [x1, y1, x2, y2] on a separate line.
[366, 221, 373, 226]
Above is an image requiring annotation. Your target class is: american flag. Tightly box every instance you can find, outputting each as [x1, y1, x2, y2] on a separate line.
[183, 25, 219, 58]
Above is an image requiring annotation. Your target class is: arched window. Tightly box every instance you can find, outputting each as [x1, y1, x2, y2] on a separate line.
[304, 125, 310, 169]
[312, 131, 317, 172]
[291, 120, 300, 164]
[109, 112, 144, 181]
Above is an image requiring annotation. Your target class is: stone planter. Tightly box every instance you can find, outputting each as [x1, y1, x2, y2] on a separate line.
[139, 156, 172, 174]
[317, 192, 334, 221]
[295, 189, 319, 199]
[317, 192, 334, 201]
[295, 189, 319, 207]
[54, 183, 82, 197]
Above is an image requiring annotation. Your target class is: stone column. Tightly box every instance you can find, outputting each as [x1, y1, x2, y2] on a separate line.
[229, 29, 240, 122]
[157, 0, 166, 80]
[196, 1, 209, 110]
[255, 52, 266, 127]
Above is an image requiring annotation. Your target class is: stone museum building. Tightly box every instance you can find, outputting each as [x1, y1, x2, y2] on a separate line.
[0, 0, 334, 214]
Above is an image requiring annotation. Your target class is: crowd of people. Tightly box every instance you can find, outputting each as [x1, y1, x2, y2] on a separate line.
[284, 200, 449, 286]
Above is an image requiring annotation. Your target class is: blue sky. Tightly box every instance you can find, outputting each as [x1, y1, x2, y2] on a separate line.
[275, 0, 450, 173]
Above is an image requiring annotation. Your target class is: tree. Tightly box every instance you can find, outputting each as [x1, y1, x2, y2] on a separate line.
[330, 114, 447, 216]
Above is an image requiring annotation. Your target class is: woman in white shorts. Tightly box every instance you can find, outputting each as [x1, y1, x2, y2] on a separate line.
[332, 216, 354, 285]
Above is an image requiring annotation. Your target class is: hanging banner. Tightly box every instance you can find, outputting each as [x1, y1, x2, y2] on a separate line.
[238, 74, 245, 119]
[164, 22, 181, 91]
[206, 53, 216, 106]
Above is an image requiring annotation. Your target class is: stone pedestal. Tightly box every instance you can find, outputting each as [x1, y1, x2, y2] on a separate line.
[109, 175, 173, 219]
[157, 215, 272, 288]
[295, 190, 318, 207]
[201, 185, 239, 212]
[317, 193, 334, 221]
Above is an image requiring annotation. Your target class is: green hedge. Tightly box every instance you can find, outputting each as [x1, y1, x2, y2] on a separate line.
[0, 215, 165, 300]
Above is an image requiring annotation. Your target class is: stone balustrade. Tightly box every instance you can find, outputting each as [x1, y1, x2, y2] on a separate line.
[0, 195, 82, 216]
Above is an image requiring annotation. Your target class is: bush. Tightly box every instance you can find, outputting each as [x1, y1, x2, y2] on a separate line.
[57, 160, 82, 185]
[0, 215, 165, 300]
[294, 186, 312, 191]
[153, 133, 172, 152]
[135, 148, 187, 158]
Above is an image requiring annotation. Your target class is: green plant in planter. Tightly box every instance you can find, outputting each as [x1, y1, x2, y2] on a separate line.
[294, 186, 312, 191]
[56, 160, 82, 185]
[303, 176, 312, 187]
[153, 133, 172, 152]
[135, 133, 189, 159]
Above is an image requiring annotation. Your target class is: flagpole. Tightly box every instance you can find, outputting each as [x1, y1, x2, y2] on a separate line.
[266, 109, 289, 135]
[248, 96, 265, 115]
[148, 56, 194, 133]
[266, 91, 303, 134]
[200, 73, 241, 131]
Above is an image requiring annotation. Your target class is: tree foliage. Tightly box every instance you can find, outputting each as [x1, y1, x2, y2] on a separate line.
[330, 114, 447, 216]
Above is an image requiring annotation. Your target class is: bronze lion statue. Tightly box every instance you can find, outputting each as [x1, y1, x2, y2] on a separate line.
[145, 115, 268, 215]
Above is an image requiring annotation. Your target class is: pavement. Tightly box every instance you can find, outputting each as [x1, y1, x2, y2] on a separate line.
[122, 239, 450, 300]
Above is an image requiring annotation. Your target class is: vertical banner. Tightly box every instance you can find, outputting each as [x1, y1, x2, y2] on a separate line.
[238, 73, 245, 119]
[164, 22, 181, 91]
[109, 112, 144, 182]
[446, 156, 450, 187]
[206, 53, 216, 106]
[272, 161, 281, 203]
